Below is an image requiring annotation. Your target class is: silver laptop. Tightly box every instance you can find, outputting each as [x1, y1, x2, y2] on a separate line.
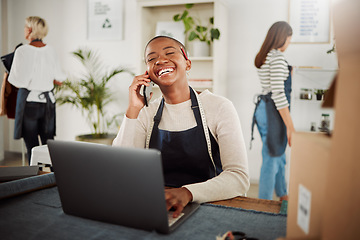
[47, 140, 199, 234]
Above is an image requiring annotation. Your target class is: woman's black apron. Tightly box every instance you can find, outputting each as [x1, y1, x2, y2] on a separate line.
[148, 87, 222, 187]
[251, 65, 292, 157]
[14, 88, 56, 139]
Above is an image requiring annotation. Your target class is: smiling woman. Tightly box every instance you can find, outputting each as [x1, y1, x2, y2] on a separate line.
[112, 35, 250, 219]
[143, 37, 191, 103]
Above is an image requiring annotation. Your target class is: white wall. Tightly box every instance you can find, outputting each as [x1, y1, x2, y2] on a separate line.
[2, 0, 337, 183]
[3, 0, 137, 148]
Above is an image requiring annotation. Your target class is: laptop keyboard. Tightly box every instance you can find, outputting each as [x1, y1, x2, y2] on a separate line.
[168, 212, 184, 227]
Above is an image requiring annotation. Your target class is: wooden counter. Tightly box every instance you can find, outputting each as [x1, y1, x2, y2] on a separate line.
[209, 196, 283, 214]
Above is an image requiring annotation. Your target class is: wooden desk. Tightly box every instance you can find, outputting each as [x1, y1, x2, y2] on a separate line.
[209, 196, 282, 214]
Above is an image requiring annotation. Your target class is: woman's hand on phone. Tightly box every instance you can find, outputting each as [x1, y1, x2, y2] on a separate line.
[126, 72, 152, 119]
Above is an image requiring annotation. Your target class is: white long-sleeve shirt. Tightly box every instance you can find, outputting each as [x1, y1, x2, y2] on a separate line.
[113, 89, 250, 203]
[8, 44, 66, 103]
[257, 49, 290, 110]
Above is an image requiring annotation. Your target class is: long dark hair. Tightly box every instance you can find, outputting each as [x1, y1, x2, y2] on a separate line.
[254, 21, 292, 68]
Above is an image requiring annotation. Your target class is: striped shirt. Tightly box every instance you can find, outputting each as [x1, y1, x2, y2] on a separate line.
[257, 49, 290, 110]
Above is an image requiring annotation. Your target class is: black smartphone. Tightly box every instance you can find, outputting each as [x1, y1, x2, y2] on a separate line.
[143, 81, 153, 107]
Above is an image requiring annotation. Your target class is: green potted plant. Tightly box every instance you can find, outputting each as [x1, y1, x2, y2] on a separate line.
[173, 4, 220, 57]
[56, 48, 134, 144]
[314, 89, 324, 101]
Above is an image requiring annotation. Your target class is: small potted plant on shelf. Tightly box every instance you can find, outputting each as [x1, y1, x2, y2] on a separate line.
[314, 89, 324, 101]
[173, 4, 220, 57]
[56, 48, 134, 145]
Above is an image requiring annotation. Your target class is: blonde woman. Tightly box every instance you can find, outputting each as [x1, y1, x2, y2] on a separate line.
[8, 16, 66, 163]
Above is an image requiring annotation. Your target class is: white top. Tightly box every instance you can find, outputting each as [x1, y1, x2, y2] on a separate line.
[257, 49, 290, 110]
[113, 90, 250, 203]
[8, 44, 66, 103]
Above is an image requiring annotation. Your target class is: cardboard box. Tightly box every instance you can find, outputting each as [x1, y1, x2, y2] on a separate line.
[321, 1, 360, 238]
[286, 132, 331, 239]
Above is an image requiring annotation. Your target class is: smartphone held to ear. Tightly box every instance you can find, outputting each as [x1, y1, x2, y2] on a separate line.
[143, 82, 153, 107]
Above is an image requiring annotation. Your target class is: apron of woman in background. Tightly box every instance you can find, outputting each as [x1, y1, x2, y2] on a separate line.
[250, 65, 292, 199]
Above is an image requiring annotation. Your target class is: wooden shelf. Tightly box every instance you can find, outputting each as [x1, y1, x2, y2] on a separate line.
[136, 0, 228, 96]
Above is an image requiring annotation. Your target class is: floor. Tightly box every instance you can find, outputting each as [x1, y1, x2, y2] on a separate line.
[0, 151, 29, 167]
[0, 151, 278, 200]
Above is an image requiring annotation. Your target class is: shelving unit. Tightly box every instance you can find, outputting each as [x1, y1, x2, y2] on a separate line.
[136, 0, 228, 98]
[291, 67, 337, 132]
[292, 67, 338, 92]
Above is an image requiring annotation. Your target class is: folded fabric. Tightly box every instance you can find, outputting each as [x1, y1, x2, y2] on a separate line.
[0, 172, 56, 199]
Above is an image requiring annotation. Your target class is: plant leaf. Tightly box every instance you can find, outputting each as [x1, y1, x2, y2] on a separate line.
[184, 17, 194, 33]
[210, 17, 214, 25]
[173, 14, 181, 21]
[196, 26, 207, 33]
[188, 31, 198, 41]
[210, 28, 220, 41]
[172, 4, 221, 44]
[180, 10, 188, 20]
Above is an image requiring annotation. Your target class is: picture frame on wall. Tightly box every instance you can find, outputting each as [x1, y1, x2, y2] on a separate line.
[289, 0, 330, 43]
[88, 0, 124, 41]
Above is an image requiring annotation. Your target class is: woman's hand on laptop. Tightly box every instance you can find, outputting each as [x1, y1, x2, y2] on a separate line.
[165, 187, 193, 218]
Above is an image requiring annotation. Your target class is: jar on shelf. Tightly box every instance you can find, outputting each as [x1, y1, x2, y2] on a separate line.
[319, 114, 330, 132]
[300, 88, 313, 100]
[310, 122, 316, 132]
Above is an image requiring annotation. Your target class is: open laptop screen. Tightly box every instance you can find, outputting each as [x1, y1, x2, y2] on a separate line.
[47, 140, 199, 233]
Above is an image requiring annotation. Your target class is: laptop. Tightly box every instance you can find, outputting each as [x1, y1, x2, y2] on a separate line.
[47, 140, 199, 234]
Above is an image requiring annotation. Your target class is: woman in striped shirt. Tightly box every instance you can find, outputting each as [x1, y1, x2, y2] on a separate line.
[252, 21, 295, 200]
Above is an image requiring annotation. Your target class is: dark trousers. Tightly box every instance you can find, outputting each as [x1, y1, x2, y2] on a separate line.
[22, 102, 54, 164]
